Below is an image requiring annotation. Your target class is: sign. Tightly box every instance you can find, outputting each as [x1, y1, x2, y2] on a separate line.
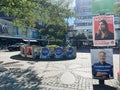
[91, 49, 113, 80]
[92, 0, 114, 14]
[93, 15, 115, 46]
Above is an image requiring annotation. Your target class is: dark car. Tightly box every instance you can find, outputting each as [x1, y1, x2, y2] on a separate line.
[7, 43, 24, 51]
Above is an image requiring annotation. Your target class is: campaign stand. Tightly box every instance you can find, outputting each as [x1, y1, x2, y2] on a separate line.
[92, 13, 115, 86]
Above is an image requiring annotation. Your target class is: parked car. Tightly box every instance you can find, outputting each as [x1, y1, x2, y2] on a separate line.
[7, 43, 24, 51]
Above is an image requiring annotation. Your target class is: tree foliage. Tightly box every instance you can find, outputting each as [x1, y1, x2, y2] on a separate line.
[115, 2, 120, 15]
[0, 0, 39, 27]
[0, 0, 75, 40]
[39, 0, 75, 41]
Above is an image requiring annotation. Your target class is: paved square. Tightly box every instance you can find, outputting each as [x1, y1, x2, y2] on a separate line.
[0, 51, 119, 90]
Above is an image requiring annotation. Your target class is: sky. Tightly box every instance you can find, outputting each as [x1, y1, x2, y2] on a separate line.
[67, 0, 75, 25]
[68, 17, 75, 25]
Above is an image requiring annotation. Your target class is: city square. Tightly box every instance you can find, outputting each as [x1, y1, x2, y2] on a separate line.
[0, 49, 120, 90]
[0, 0, 120, 90]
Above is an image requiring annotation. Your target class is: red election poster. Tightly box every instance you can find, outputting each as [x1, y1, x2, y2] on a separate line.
[93, 15, 115, 46]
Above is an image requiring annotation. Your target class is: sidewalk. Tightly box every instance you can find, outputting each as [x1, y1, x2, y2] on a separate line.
[33, 53, 119, 90]
[0, 51, 119, 90]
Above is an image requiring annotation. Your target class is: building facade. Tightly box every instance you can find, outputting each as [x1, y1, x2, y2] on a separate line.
[74, 0, 92, 40]
[0, 18, 40, 48]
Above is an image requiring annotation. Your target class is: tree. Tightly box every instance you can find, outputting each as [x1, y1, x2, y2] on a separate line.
[0, 0, 75, 41]
[115, 2, 120, 22]
[0, 0, 40, 27]
[39, 0, 75, 41]
[115, 2, 120, 14]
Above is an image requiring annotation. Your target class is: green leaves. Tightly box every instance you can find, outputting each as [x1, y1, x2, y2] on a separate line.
[115, 2, 120, 14]
[0, 0, 74, 41]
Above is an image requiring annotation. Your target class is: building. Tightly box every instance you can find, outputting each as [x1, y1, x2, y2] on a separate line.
[72, 0, 120, 48]
[0, 18, 41, 48]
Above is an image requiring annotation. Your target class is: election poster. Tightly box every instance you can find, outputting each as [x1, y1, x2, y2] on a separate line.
[41, 47, 49, 59]
[91, 49, 113, 80]
[33, 46, 41, 59]
[55, 47, 63, 59]
[20, 45, 27, 57]
[26, 46, 33, 58]
[93, 15, 115, 46]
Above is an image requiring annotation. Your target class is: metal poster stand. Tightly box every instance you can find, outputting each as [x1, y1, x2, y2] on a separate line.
[99, 79, 105, 85]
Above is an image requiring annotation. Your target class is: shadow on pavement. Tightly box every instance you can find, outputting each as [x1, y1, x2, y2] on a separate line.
[0, 68, 42, 90]
[10, 54, 75, 62]
[93, 85, 117, 90]
[2, 61, 19, 65]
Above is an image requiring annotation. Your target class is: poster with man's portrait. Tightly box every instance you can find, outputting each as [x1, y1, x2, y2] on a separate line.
[93, 15, 115, 46]
[91, 49, 114, 80]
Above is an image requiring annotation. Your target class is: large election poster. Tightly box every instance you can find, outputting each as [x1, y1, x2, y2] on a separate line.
[93, 15, 115, 46]
[91, 49, 113, 80]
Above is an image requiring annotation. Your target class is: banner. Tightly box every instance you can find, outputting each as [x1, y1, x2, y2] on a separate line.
[93, 15, 115, 46]
[91, 49, 113, 80]
[92, 0, 114, 14]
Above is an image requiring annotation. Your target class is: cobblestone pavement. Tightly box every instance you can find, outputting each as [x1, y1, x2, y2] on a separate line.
[0, 50, 120, 90]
